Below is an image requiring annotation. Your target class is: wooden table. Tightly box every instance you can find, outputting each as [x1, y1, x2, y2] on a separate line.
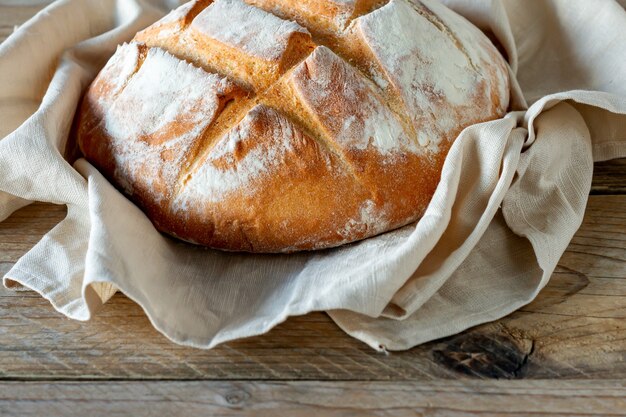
[2, 5, 626, 416]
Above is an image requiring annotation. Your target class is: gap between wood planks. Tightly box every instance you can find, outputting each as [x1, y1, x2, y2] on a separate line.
[1, 380, 626, 417]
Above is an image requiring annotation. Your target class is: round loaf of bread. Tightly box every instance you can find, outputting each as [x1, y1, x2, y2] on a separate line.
[77, 0, 509, 252]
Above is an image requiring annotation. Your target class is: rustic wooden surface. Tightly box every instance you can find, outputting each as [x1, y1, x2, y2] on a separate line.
[2, 380, 626, 416]
[2, 4, 626, 416]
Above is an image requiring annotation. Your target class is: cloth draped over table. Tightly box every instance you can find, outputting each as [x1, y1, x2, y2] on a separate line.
[0, 0, 625, 350]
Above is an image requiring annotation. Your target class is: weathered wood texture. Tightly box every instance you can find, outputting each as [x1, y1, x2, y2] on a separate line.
[593, 159, 626, 194]
[0, 196, 624, 381]
[1, 380, 626, 417]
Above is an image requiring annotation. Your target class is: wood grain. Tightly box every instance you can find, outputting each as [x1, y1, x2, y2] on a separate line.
[0, 196, 624, 381]
[593, 159, 626, 195]
[2, 380, 626, 417]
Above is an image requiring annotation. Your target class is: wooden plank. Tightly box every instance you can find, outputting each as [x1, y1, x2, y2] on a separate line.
[0, 196, 624, 381]
[1, 380, 626, 417]
[593, 159, 626, 195]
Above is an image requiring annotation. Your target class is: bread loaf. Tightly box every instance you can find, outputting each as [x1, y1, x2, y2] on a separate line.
[77, 0, 509, 252]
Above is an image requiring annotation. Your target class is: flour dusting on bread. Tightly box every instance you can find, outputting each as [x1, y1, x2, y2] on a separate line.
[355, 0, 508, 145]
[337, 199, 390, 240]
[290, 46, 419, 155]
[77, 0, 510, 252]
[176, 105, 300, 206]
[104, 48, 228, 143]
[100, 47, 239, 201]
[91, 43, 142, 103]
[192, 0, 309, 62]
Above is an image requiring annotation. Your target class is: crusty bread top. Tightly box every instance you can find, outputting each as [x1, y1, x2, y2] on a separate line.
[77, 0, 510, 252]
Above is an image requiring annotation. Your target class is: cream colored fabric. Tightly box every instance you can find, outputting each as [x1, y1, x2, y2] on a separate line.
[1, 0, 625, 350]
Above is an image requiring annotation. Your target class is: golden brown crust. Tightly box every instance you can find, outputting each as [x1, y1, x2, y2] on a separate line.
[77, 0, 510, 252]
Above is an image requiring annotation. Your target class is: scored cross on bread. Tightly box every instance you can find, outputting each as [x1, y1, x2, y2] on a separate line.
[77, 0, 509, 252]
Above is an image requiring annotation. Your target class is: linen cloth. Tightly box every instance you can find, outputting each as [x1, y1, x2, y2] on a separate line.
[1, 0, 625, 351]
